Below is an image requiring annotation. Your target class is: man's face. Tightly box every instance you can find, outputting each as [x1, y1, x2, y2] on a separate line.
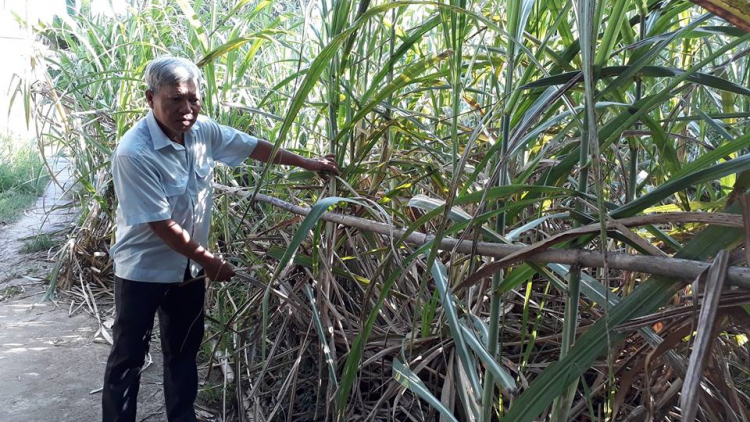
[146, 80, 201, 139]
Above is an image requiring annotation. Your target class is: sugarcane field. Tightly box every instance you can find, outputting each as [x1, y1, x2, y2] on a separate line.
[1, 0, 750, 421]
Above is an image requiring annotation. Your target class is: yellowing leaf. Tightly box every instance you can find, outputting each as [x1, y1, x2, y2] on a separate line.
[688, 0, 750, 32]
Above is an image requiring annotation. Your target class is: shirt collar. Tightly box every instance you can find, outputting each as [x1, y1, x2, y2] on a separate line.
[146, 110, 185, 151]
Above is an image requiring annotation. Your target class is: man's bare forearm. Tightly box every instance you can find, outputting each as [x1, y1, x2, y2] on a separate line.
[249, 139, 312, 168]
[147, 219, 215, 267]
[147, 219, 235, 281]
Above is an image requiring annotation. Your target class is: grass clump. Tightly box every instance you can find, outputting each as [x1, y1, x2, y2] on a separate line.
[0, 285, 23, 301]
[20, 234, 56, 254]
[0, 135, 47, 223]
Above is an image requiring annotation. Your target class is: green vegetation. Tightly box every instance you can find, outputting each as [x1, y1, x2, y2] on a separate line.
[20, 0, 750, 421]
[20, 234, 56, 254]
[0, 285, 23, 301]
[0, 135, 47, 222]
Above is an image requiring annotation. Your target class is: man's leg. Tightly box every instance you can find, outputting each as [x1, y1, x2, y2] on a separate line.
[158, 274, 205, 422]
[102, 277, 167, 422]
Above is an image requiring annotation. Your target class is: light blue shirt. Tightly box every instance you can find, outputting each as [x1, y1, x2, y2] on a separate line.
[110, 110, 258, 283]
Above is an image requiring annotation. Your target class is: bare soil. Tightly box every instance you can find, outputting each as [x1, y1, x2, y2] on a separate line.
[0, 159, 171, 422]
[0, 17, 197, 422]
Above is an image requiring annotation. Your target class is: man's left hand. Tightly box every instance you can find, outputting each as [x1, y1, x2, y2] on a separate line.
[305, 154, 340, 176]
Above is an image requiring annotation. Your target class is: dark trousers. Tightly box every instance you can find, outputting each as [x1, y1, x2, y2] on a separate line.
[102, 270, 205, 422]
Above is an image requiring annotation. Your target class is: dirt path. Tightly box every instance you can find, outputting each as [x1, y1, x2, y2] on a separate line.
[0, 158, 171, 422]
[0, 11, 206, 422]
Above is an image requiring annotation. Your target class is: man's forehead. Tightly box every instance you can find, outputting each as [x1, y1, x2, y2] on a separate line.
[162, 81, 199, 95]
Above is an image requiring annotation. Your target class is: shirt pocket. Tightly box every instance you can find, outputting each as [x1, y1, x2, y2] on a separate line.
[164, 179, 187, 208]
[161, 179, 186, 213]
[194, 157, 213, 182]
[161, 165, 189, 197]
[164, 180, 187, 197]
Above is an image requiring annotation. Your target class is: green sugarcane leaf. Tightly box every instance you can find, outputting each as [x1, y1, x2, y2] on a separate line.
[672, 133, 750, 180]
[460, 324, 518, 394]
[175, 0, 209, 53]
[427, 250, 482, 398]
[393, 359, 460, 422]
[303, 284, 338, 389]
[272, 196, 383, 279]
[333, 50, 453, 144]
[613, 154, 750, 218]
[361, 15, 441, 105]
[594, 0, 630, 69]
[521, 65, 750, 96]
[197, 29, 286, 66]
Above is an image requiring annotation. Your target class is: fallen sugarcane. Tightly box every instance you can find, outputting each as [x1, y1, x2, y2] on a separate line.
[215, 184, 750, 287]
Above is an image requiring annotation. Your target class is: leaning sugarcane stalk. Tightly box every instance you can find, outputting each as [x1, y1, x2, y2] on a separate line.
[214, 184, 750, 287]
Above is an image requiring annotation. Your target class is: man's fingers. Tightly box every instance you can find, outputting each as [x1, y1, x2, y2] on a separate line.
[322, 161, 340, 175]
[312, 156, 341, 175]
[208, 259, 236, 282]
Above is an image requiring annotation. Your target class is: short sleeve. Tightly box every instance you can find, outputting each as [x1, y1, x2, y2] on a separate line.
[112, 154, 171, 226]
[206, 119, 258, 167]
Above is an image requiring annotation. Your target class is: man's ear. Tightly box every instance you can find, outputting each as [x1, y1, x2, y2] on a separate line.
[145, 90, 154, 108]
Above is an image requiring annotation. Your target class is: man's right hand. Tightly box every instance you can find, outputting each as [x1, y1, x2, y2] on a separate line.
[203, 256, 236, 282]
[147, 219, 236, 282]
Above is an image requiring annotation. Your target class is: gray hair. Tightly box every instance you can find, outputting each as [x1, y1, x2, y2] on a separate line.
[144, 56, 202, 94]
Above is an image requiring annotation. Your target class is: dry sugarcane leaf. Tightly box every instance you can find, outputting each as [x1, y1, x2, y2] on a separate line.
[643, 323, 693, 417]
[615, 292, 750, 331]
[610, 222, 667, 257]
[612, 358, 644, 420]
[99, 325, 113, 345]
[680, 249, 730, 422]
[720, 346, 750, 421]
[613, 321, 693, 418]
[725, 307, 750, 340]
[625, 379, 684, 422]
[688, 0, 750, 32]
[644, 322, 693, 376]
[455, 358, 478, 422]
[703, 340, 748, 421]
[255, 216, 304, 238]
[221, 187, 750, 289]
[652, 379, 685, 422]
[440, 351, 456, 422]
[739, 193, 750, 264]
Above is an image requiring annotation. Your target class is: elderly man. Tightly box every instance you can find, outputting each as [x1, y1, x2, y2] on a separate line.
[102, 56, 338, 422]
